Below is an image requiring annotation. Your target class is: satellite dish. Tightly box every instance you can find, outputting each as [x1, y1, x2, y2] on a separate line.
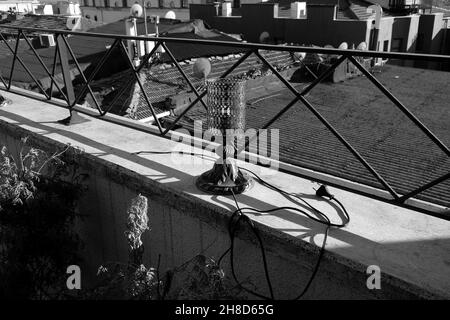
[259, 31, 270, 44]
[165, 10, 176, 19]
[130, 4, 143, 18]
[193, 58, 211, 80]
[357, 41, 367, 50]
[338, 42, 348, 50]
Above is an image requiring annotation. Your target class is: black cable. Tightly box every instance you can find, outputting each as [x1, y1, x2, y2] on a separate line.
[219, 167, 350, 300]
[133, 148, 350, 299]
[240, 167, 350, 227]
[230, 189, 275, 300]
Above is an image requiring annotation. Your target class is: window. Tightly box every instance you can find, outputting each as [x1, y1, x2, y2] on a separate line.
[383, 40, 389, 52]
[391, 38, 403, 52]
[94, 15, 98, 21]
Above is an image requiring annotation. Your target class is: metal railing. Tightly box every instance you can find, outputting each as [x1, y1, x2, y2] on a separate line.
[0, 25, 449, 219]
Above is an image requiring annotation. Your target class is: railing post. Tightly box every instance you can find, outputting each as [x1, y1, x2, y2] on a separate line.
[56, 35, 75, 107]
[56, 34, 83, 125]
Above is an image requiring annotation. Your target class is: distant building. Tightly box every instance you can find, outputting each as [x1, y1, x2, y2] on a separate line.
[190, 1, 450, 70]
[0, 1, 94, 37]
[52, 1, 82, 15]
[34, 3, 55, 14]
[79, 0, 194, 24]
[0, 0, 40, 13]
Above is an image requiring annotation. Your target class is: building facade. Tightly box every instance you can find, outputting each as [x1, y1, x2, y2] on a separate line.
[189, 1, 450, 70]
[0, 0, 40, 13]
[78, 0, 196, 23]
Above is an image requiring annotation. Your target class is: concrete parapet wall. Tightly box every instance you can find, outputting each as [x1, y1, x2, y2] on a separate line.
[190, 3, 369, 45]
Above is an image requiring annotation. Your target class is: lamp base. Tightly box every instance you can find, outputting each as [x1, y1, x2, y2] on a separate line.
[196, 159, 253, 195]
[57, 111, 88, 126]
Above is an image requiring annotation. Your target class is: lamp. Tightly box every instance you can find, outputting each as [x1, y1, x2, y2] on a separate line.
[196, 78, 253, 195]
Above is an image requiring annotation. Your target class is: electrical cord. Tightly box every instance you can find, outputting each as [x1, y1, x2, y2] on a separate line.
[230, 189, 275, 300]
[218, 167, 350, 300]
[132, 148, 350, 299]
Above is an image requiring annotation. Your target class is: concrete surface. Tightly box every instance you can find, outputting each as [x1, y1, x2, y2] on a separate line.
[1, 89, 449, 299]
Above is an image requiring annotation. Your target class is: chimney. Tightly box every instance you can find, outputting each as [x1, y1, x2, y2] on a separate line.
[125, 18, 140, 67]
[222, 1, 232, 17]
[290, 2, 306, 19]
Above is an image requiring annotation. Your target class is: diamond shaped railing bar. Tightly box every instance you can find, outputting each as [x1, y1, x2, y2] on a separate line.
[100, 41, 164, 116]
[347, 55, 450, 157]
[20, 31, 69, 104]
[347, 55, 450, 202]
[250, 50, 401, 200]
[0, 31, 50, 99]
[118, 40, 164, 133]
[63, 36, 120, 114]
[161, 42, 209, 112]
[397, 172, 450, 203]
[58, 34, 103, 112]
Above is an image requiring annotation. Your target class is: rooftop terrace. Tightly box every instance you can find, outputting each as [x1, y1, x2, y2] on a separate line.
[0, 25, 449, 299]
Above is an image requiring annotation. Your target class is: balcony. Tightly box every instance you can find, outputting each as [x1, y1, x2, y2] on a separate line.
[0, 25, 449, 299]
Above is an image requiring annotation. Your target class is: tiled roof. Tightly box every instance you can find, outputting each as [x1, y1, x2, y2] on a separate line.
[167, 66, 450, 207]
[0, 18, 244, 85]
[74, 68, 137, 115]
[119, 62, 450, 206]
[87, 16, 184, 35]
[159, 32, 246, 63]
[243, 64, 448, 207]
[276, 0, 391, 21]
[131, 62, 448, 207]
[0, 14, 74, 34]
[348, 0, 377, 20]
[88, 18, 244, 62]
[431, 6, 450, 17]
[76, 49, 295, 121]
